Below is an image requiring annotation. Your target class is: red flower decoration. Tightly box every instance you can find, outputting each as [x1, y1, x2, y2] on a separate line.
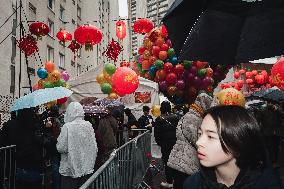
[74, 24, 103, 51]
[103, 38, 123, 62]
[133, 18, 154, 34]
[56, 29, 72, 43]
[29, 22, 49, 40]
[68, 40, 81, 60]
[17, 35, 39, 56]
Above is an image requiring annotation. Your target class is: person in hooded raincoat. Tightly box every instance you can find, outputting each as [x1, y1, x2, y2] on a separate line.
[57, 102, 98, 189]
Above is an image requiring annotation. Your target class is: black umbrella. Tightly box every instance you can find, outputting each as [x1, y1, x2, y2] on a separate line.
[162, 0, 205, 56]
[251, 88, 274, 98]
[163, 0, 284, 65]
[262, 89, 284, 103]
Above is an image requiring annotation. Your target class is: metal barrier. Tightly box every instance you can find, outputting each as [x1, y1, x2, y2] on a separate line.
[80, 131, 151, 189]
[0, 145, 16, 189]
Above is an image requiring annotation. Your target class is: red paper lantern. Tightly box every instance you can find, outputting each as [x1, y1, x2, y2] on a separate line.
[234, 71, 240, 79]
[255, 74, 265, 85]
[17, 35, 39, 56]
[271, 58, 284, 91]
[133, 18, 154, 34]
[29, 22, 49, 40]
[116, 20, 126, 40]
[112, 67, 139, 96]
[56, 29, 72, 43]
[74, 24, 103, 51]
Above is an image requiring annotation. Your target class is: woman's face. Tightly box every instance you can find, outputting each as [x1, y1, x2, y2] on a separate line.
[196, 114, 234, 167]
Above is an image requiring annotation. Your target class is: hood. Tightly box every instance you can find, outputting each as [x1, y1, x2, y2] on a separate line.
[64, 102, 85, 123]
[195, 92, 213, 111]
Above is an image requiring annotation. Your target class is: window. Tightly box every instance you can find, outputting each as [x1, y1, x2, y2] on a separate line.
[10, 65, 15, 93]
[60, 5, 65, 20]
[77, 5, 81, 19]
[59, 53, 65, 69]
[48, 19, 54, 37]
[47, 46, 54, 61]
[29, 2, 36, 14]
[48, 0, 54, 10]
[77, 64, 81, 76]
[77, 48, 82, 58]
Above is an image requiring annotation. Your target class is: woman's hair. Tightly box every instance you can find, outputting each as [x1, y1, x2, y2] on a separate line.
[160, 101, 171, 114]
[204, 105, 268, 169]
[17, 108, 37, 128]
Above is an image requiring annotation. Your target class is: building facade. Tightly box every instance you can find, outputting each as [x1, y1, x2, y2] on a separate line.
[128, 0, 174, 61]
[0, 0, 122, 99]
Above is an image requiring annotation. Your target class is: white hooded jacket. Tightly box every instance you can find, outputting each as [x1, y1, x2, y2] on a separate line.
[57, 102, 98, 178]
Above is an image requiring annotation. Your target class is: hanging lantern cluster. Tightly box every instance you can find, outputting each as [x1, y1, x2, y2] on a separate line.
[133, 18, 154, 34]
[33, 61, 71, 107]
[56, 29, 72, 44]
[271, 57, 284, 91]
[29, 22, 49, 40]
[74, 24, 103, 51]
[134, 25, 229, 104]
[116, 20, 126, 40]
[221, 68, 272, 91]
[120, 61, 130, 67]
[103, 38, 123, 62]
[96, 64, 139, 98]
[17, 34, 39, 56]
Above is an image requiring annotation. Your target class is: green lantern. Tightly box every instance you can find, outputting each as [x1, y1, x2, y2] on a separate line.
[101, 83, 112, 94]
[104, 63, 116, 75]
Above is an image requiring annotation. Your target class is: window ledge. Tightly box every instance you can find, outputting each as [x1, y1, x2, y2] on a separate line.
[47, 34, 55, 40]
[47, 6, 55, 14]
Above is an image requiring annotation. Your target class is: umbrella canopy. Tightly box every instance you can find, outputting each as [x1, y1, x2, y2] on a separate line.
[10, 87, 72, 112]
[94, 98, 124, 108]
[162, 0, 205, 56]
[251, 88, 275, 98]
[83, 105, 109, 115]
[162, 0, 284, 65]
[79, 97, 98, 105]
[262, 89, 284, 103]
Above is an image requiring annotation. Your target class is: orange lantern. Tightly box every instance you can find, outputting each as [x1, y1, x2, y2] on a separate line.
[116, 20, 126, 40]
[271, 58, 284, 91]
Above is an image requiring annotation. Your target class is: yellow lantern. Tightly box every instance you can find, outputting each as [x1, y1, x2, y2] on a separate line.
[216, 88, 245, 107]
[151, 105, 161, 117]
[108, 92, 119, 100]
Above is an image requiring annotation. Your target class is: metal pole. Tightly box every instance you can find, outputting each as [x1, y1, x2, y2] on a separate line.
[18, 0, 22, 97]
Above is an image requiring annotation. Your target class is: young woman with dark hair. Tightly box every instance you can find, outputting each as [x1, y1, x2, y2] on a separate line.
[183, 105, 283, 189]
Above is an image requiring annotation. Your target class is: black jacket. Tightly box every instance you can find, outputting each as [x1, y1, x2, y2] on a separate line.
[154, 113, 180, 148]
[183, 167, 283, 189]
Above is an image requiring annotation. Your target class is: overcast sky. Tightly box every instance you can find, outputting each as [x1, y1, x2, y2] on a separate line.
[118, 0, 128, 18]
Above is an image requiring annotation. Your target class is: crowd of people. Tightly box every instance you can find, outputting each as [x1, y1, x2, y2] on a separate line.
[0, 94, 283, 189]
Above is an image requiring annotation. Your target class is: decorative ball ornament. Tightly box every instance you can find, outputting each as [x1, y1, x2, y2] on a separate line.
[45, 61, 55, 73]
[49, 70, 61, 83]
[108, 92, 119, 100]
[104, 63, 116, 75]
[271, 58, 284, 91]
[37, 68, 48, 79]
[96, 73, 107, 84]
[216, 88, 246, 107]
[101, 83, 112, 94]
[112, 67, 139, 96]
[61, 71, 70, 82]
[74, 24, 103, 51]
